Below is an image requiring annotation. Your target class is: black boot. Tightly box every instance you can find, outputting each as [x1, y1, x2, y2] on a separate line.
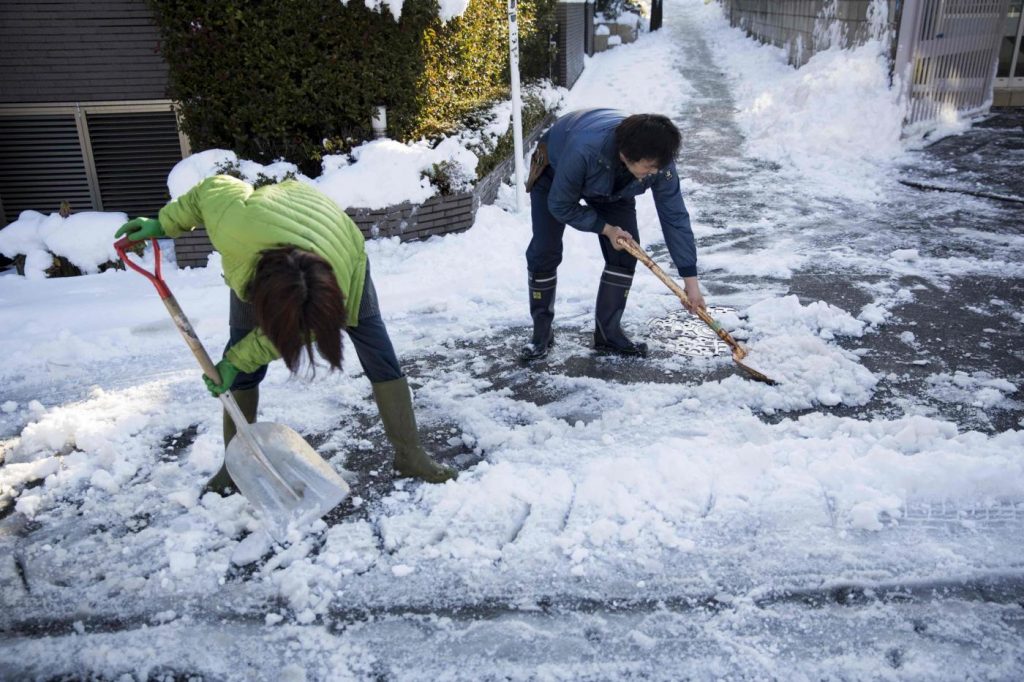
[519, 271, 557, 362]
[203, 386, 259, 495]
[594, 265, 648, 357]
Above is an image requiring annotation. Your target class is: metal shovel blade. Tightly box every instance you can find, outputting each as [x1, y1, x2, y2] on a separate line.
[225, 422, 349, 540]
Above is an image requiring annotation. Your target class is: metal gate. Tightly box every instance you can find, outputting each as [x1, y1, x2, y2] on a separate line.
[895, 0, 1012, 125]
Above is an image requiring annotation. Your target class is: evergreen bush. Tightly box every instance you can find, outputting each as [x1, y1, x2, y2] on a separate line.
[149, 0, 558, 178]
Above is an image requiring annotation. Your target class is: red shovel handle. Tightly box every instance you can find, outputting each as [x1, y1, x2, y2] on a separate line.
[115, 237, 170, 299]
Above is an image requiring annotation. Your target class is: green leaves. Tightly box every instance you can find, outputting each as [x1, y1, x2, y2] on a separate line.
[148, 0, 557, 177]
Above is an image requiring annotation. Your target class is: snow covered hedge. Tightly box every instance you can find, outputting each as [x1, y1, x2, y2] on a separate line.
[0, 81, 562, 279]
[148, 0, 558, 176]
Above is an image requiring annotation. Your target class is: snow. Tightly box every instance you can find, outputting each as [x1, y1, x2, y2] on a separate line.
[692, 0, 906, 203]
[1, 91, 557, 271]
[315, 137, 477, 210]
[343, 0, 470, 23]
[1, 0, 1022, 678]
[0, 210, 126, 279]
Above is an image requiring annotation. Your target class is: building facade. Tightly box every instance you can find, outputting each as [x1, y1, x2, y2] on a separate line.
[0, 0, 189, 228]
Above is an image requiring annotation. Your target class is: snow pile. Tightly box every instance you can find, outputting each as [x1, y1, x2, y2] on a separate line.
[166, 83, 563, 212]
[316, 136, 478, 209]
[0, 211, 126, 279]
[165, 139, 477, 212]
[690, 294, 878, 411]
[563, 28, 696, 116]
[694, 0, 906, 202]
[926, 371, 1020, 410]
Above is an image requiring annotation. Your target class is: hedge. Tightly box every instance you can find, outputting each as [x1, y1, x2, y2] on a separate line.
[149, 0, 557, 177]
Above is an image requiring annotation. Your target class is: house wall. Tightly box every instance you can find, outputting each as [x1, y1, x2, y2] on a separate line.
[557, 1, 587, 88]
[0, 0, 169, 104]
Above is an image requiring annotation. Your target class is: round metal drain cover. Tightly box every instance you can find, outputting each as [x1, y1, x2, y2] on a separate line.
[647, 306, 736, 357]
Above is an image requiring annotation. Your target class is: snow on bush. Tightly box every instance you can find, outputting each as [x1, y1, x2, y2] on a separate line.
[0, 84, 562, 279]
[0, 210, 126, 279]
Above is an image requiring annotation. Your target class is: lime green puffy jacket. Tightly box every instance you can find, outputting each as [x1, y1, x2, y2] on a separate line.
[159, 175, 367, 372]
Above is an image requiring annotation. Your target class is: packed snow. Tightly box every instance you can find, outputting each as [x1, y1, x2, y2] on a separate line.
[1, 0, 1021, 679]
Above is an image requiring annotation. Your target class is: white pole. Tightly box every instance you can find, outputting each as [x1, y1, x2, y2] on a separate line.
[508, 0, 527, 212]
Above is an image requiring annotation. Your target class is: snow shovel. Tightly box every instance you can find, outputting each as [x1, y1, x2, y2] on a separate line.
[617, 238, 777, 385]
[115, 237, 349, 540]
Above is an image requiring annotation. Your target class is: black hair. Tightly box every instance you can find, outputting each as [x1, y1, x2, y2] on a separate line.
[614, 114, 681, 168]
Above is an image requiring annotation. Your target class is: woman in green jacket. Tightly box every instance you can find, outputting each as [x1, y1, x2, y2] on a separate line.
[116, 175, 456, 489]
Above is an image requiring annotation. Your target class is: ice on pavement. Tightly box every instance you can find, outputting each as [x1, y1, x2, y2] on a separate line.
[1, 0, 1022, 678]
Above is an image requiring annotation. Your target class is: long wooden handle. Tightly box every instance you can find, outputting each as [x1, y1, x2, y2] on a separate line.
[164, 294, 299, 499]
[162, 295, 222, 384]
[618, 239, 744, 357]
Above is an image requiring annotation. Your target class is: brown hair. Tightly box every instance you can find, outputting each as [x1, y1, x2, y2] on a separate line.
[249, 246, 346, 375]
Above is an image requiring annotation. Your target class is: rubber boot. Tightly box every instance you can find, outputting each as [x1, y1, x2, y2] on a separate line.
[594, 265, 648, 357]
[203, 386, 260, 495]
[372, 377, 457, 483]
[519, 271, 557, 362]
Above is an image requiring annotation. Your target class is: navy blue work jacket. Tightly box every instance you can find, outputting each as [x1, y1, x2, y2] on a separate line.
[542, 108, 698, 277]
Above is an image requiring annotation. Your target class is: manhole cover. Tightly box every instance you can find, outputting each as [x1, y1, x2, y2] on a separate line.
[648, 306, 736, 357]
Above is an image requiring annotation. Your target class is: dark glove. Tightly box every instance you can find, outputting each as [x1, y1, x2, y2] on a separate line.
[115, 217, 165, 242]
[203, 358, 239, 396]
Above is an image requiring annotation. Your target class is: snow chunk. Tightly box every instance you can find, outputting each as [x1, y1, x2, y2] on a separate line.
[890, 248, 920, 261]
[168, 550, 198, 575]
[849, 495, 902, 531]
[0, 210, 126, 277]
[745, 295, 866, 339]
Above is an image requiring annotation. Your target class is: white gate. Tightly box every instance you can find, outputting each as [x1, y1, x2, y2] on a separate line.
[894, 0, 1011, 125]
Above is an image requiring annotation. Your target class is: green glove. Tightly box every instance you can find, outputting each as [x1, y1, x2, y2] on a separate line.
[203, 359, 240, 397]
[115, 217, 165, 242]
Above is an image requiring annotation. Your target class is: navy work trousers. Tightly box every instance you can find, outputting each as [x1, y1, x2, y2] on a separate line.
[525, 168, 641, 274]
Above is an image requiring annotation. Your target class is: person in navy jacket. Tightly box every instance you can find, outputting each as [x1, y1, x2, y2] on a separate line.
[521, 109, 705, 361]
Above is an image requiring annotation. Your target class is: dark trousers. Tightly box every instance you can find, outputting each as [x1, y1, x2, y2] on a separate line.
[227, 264, 403, 390]
[525, 168, 640, 274]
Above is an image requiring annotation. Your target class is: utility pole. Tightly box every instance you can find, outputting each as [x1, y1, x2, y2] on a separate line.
[508, 0, 526, 211]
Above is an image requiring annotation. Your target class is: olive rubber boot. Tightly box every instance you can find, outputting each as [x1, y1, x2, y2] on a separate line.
[519, 271, 557, 362]
[203, 386, 260, 495]
[372, 377, 457, 483]
[594, 265, 648, 357]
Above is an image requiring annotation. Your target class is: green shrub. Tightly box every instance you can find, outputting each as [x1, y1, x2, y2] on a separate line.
[214, 160, 297, 188]
[149, 0, 558, 177]
[473, 91, 552, 179]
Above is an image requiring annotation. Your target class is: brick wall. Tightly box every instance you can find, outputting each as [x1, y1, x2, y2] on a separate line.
[174, 113, 557, 269]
